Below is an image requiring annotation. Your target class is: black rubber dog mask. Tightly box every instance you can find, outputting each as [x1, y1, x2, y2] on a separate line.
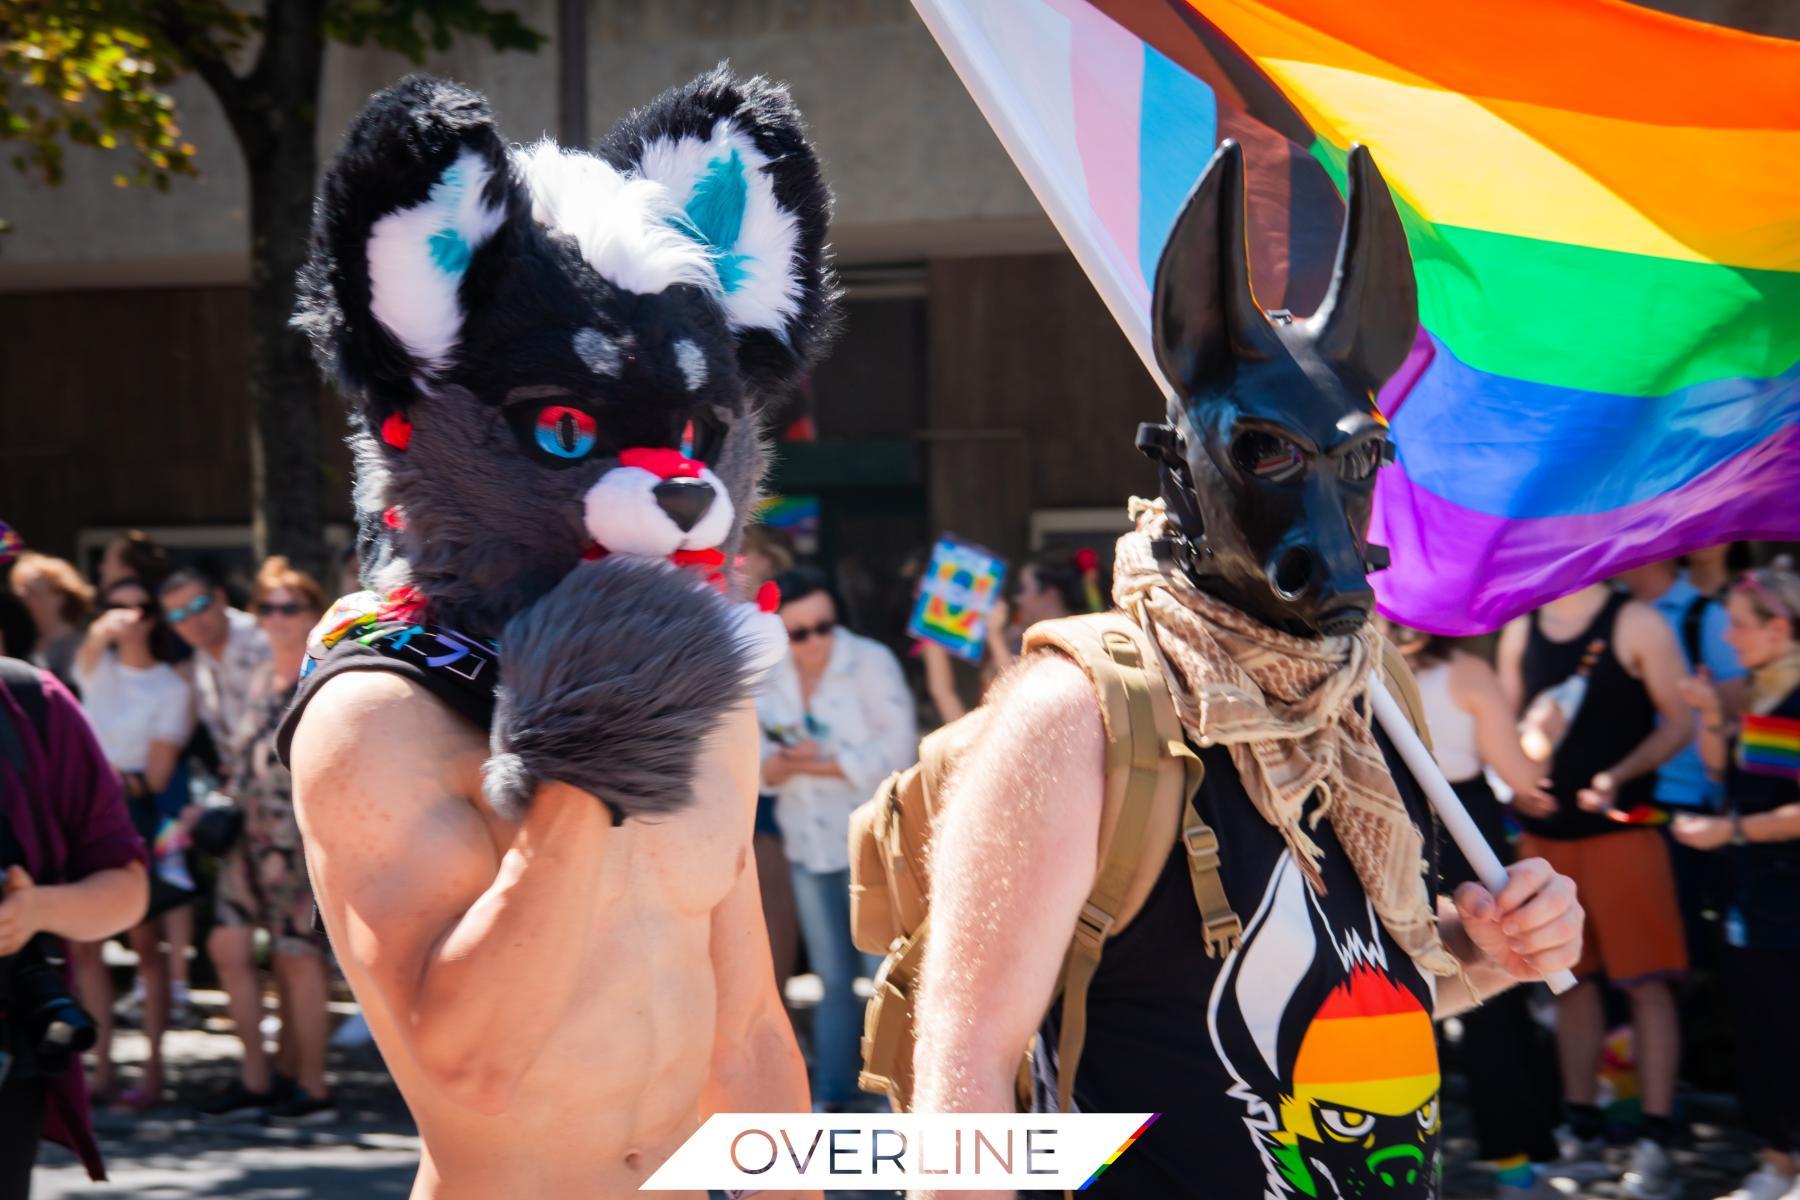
[1138, 141, 1417, 638]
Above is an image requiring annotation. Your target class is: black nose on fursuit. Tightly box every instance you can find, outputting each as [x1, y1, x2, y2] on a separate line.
[652, 478, 716, 533]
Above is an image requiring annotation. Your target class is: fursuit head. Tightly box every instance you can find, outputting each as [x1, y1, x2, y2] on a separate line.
[294, 68, 839, 821]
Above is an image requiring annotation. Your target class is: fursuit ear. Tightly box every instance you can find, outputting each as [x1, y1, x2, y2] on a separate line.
[601, 64, 839, 399]
[1150, 140, 1281, 404]
[295, 75, 524, 416]
[1306, 144, 1419, 394]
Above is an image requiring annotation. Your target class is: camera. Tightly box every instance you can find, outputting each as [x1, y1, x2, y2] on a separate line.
[1, 935, 98, 1078]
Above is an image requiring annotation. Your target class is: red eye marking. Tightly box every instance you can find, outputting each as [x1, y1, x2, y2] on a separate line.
[619, 447, 702, 479]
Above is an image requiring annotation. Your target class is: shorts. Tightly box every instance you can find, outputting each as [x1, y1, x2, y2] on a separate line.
[214, 794, 327, 960]
[1519, 828, 1687, 987]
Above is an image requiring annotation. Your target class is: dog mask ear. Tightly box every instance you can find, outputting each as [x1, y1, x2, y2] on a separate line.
[600, 64, 839, 399]
[297, 75, 522, 416]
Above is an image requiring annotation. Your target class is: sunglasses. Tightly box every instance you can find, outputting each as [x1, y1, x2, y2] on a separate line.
[164, 593, 214, 624]
[257, 602, 310, 618]
[786, 619, 836, 644]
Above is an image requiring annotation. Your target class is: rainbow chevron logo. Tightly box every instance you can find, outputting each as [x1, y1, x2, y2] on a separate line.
[1079, 1112, 1161, 1190]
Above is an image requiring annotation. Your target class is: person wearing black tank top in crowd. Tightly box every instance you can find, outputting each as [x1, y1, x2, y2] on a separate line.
[1498, 584, 1697, 1199]
[1673, 564, 1800, 1200]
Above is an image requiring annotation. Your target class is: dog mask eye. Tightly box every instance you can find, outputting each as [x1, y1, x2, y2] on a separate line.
[1230, 429, 1307, 483]
[533, 405, 598, 460]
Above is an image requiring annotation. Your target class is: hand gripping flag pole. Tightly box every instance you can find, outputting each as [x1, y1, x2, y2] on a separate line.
[1369, 673, 1579, 994]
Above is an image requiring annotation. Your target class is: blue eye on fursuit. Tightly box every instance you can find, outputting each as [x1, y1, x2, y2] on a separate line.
[533, 405, 597, 459]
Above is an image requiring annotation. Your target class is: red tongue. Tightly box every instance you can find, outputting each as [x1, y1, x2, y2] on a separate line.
[581, 545, 728, 592]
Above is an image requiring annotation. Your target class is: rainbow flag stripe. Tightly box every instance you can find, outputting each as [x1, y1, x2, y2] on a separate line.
[1080, 1111, 1161, 1190]
[1741, 713, 1800, 781]
[912, 0, 1800, 634]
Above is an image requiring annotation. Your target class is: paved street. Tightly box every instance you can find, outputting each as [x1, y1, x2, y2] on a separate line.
[30, 993, 1765, 1199]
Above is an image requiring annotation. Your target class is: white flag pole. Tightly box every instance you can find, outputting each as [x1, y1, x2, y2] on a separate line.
[1369, 674, 1579, 995]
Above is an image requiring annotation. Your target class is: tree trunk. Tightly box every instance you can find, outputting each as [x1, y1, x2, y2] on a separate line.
[241, 0, 328, 581]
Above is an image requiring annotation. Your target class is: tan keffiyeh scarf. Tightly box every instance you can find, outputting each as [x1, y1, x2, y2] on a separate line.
[1113, 498, 1458, 978]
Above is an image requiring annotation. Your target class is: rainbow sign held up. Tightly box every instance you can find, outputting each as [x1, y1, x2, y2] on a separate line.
[909, 536, 1008, 663]
[913, 0, 1800, 634]
[1740, 713, 1800, 781]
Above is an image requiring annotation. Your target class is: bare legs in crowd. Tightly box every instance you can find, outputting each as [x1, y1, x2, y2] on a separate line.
[1554, 978, 1681, 1125]
[124, 922, 173, 1104]
[164, 906, 193, 1017]
[70, 941, 117, 1101]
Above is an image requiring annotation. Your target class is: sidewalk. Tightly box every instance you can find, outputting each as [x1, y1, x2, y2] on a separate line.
[32, 992, 1765, 1198]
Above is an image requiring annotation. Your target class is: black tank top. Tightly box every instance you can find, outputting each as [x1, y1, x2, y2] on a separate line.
[1026, 725, 1445, 1199]
[1518, 589, 1656, 839]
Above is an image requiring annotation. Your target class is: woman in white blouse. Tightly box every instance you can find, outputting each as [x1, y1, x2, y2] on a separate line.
[757, 568, 918, 1109]
[74, 577, 196, 1109]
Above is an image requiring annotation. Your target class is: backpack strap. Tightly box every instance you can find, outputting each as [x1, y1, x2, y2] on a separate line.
[1377, 638, 1433, 754]
[1680, 593, 1712, 670]
[1022, 613, 1239, 1121]
[0, 657, 49, 778]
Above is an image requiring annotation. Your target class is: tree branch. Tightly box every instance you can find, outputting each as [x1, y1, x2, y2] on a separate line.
[148, 0, 258, 150]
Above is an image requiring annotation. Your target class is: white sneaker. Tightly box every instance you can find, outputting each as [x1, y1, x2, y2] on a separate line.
[1715, 1164, 1797, 1200]
[1547, 1125, 1614, 1183]
[1622, 1138, 1681, 1200]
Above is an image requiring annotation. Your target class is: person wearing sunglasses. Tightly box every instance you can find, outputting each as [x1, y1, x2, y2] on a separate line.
[71, 578, 195, 1111]
[158, 569, 272, 774]
[755, 566, 918, 1110]
[150, 569, 268, 1034]
[195, 557, 336, 1126]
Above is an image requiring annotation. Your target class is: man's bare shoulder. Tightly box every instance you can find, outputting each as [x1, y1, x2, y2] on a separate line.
[945, 650, 1107, 827]
[1496, 616, 1530, 656]
[289, 669, 485, 819]
[983, 650, 1106, 747]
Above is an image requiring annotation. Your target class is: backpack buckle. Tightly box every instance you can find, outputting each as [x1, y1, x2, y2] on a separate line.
[1182, 821, 1221, 872]
[1073, 901, 1115, 952]
[1203, 913, 1243, 959]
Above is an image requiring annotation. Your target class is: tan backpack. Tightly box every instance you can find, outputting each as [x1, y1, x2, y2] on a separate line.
[847, 610, 1431, 1118]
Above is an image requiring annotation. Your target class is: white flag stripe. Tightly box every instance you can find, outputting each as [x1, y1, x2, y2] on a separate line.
[912, 0, 1169, 394]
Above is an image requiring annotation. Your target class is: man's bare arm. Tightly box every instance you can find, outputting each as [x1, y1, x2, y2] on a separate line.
[1452, 653, 1551, 804]
[701, 706, 811, 1121]
[291, 670, 613, 1115]
[1581, 603, 1695, 807]
[1494, 618, 1529, 712]
[912, 655, 1106, 1200]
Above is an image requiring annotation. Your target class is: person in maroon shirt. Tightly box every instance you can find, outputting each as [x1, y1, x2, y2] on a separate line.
[0, 657, 149, 1194]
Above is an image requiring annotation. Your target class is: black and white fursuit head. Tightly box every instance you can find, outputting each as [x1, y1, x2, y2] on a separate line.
[294, 66, 839, 820]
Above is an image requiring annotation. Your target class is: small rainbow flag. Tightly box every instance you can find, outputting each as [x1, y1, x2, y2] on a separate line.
[1741, 713, 1800, 781]
[1080, 1112, 1160, 1190]
[912, 0, 1800, 635]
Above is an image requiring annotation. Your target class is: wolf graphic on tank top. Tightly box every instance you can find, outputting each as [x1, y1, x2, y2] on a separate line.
[1209, 853, 1441, 1199]
[1028, 730, 1442, 1199]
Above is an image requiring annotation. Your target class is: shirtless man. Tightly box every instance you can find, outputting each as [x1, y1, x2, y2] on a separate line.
[281, 70, 838, 1198]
